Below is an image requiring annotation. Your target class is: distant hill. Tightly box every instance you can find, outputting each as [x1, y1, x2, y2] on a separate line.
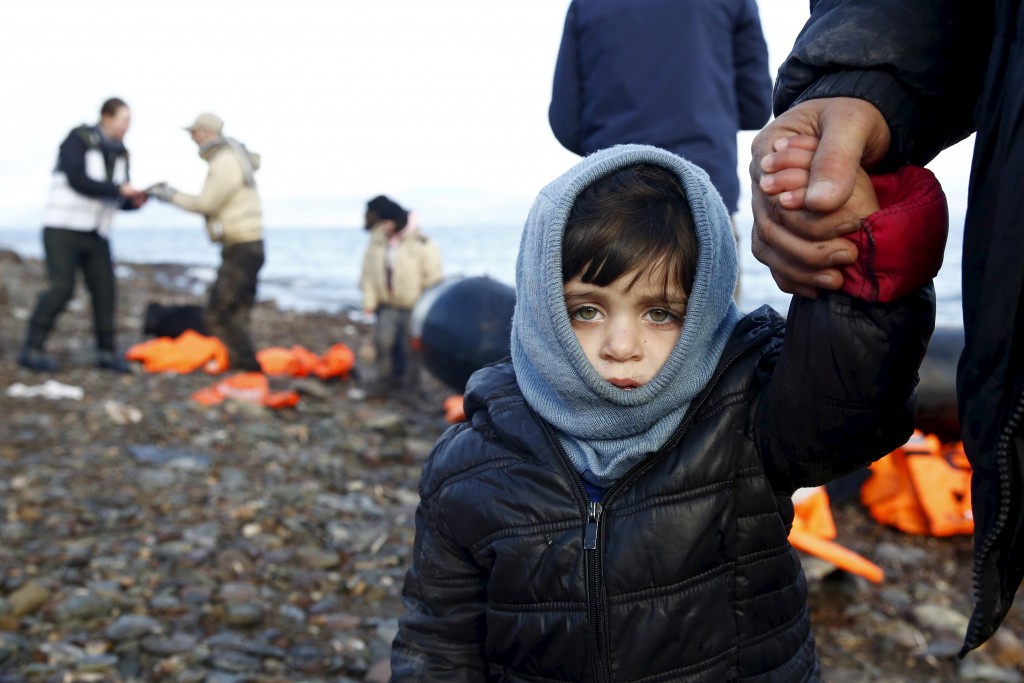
[0, 187, 531, 231]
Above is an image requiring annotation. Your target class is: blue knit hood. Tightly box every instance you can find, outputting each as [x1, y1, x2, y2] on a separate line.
[510, 144, 740, 490]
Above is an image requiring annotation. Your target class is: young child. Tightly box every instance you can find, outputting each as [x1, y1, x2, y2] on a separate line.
[359, 195, 442, 396]
[390, 145, 943, 681]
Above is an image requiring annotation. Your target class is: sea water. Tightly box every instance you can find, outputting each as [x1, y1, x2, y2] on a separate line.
[0, 219, 965, 328]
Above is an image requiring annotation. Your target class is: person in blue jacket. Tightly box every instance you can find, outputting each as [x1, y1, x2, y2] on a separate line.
[548, 0, 772, 220]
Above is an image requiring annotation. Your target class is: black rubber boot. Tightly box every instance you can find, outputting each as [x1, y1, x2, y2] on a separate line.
[97, 350, 132, 374]
[17, 348, 61, 372]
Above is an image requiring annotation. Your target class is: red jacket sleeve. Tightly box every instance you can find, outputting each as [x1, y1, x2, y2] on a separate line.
[840, 166, 948, 303]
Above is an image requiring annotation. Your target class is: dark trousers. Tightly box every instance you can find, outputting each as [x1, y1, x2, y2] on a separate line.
[207, 240, 264, 372]
[375, 305, 421, 391]
[26, 227, 117, 352]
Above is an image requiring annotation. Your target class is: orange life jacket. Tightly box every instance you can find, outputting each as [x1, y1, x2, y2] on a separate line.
[860, 430, 973, 537]
[192, 372, 300, 409]
[789, 486, 885, 584]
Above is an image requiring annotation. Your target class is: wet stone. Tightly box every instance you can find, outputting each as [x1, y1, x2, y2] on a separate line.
[128, 445, 209, 467]
[0, 634, 24, 666]
[104, 614, 163, 641]
[205, 649, 263, 673]
[218, 582, 259, 604]
[75, 653, 119, 672]
[286, 643, 333, 673]
[54, 592, 113, 623]
[137, 469, 179, 491]
[958, 658, 1024, 682]
[224, 602, 264, 628]
[40, 641, 86, 667]
[278, 603, 307, 624]
[149, 593, 181, 612]
[319, 613, 362, 632]
[296, 547, 341, 570]
[0, 522, 27, 545]
[7, 582, 49, 617]
[912, 603, 971, 636]
[141, 632, 199, 656]
[206, 673, 246, 683]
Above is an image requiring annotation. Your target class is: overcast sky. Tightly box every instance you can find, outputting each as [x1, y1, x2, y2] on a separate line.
[0, 1, 973, 230]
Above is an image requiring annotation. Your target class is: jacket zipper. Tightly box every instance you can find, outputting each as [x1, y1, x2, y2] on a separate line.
[544, 324, 777, 682]
[584, 500, 610, 683]
[963, 387, 1024, 652]
[544, 429, 612, 682]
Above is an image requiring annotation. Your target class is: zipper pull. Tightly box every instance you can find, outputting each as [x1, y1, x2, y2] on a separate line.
[584, 501, 603, 550]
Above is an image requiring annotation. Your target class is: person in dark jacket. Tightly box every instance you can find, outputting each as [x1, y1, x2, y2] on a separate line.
[548, 0, 772, 288]
[390, 144, 942, 681]
[748, 0, 1018, 656]
[18, 97, 148, 373]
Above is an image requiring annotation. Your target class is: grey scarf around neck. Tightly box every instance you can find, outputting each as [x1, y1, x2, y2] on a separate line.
[510, 145, 741, 491]
[200, 137, 258, 187]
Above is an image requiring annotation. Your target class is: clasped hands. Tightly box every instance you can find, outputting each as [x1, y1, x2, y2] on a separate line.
[145, 182, 179, 202]
[118, 183, 148, 208]
[749, 97, 892, 298]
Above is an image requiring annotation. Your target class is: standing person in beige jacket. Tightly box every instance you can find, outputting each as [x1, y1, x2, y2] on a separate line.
[360, 195, 442, 395]
[148, 113, 265, 372]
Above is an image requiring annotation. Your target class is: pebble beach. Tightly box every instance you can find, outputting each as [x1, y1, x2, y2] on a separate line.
[1, 248, 1023, 682]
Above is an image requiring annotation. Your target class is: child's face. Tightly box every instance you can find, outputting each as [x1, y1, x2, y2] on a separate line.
[564, 266, 687, 389]
[376, 219, 398, 237]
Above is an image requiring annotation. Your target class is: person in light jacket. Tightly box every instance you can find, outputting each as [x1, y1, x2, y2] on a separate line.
[148, 113, 264, 373]
[359, 195, 442, 395]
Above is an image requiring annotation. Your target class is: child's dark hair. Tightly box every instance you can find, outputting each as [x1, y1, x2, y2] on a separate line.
[562, 164, 698, 297]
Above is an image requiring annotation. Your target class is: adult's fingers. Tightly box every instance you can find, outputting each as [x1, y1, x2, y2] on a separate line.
[759, 166, 810, 196]
[805, 98, 891, 212]
[750, 189, 859, 295]
[774, 135, 819, 153]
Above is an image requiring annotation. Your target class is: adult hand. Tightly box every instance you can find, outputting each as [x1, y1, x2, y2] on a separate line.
[119, 183, 148, 207]
[146, 182, 178, 202]
[749, 97, 891, 297]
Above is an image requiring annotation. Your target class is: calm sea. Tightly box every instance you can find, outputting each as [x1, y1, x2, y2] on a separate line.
[0, 222, 965, 328]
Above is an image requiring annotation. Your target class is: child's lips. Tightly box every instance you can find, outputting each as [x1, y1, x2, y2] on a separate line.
[609, 378, 642, 389]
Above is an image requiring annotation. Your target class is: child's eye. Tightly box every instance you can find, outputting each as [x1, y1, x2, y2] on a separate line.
[569, 305, 601, 321]
[646, 308, 679, 325]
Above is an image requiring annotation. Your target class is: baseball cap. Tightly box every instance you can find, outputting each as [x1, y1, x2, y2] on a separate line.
[184, 113, 224, 135]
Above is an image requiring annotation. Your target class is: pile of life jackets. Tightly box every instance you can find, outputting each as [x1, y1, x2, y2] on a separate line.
[860, 430, 973, 537]
[789, 430, 972, 583]
[125, 332, 355, 409]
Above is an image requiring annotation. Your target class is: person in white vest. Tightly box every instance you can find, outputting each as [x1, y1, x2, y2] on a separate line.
[146, 113, 265, 373]
[18, 97, 148, 373]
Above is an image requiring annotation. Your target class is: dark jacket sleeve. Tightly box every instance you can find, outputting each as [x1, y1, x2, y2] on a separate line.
[774, 0, 993, 168]
[732, 0, 773, 131]
[390, 430, 489, 680]
[59, 132, 123, 200]
[756, 285, 935, 491]
[548, 1, 585, 155]
[756, 165, 943, 488]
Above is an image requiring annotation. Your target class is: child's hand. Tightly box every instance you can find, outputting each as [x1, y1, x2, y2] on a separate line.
[760, 135, 880, 219]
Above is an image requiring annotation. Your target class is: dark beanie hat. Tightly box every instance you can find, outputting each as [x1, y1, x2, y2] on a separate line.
[366, 195, 408, 230]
